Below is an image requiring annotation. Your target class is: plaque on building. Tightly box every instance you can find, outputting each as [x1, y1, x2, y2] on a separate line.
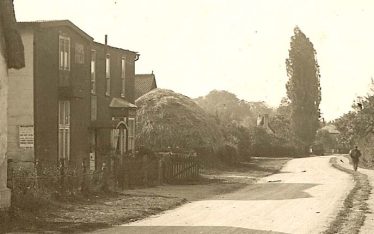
[89, 152, 95, 171]
[19, 125, 34, 148]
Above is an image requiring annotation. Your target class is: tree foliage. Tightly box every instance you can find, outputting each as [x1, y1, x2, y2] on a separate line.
[286, 27, 321, 149]
[195, 90, 272, 128]
[333, 111, 357, 148]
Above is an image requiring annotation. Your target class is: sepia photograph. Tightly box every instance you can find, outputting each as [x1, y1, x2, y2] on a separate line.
[1, 0, 374, 233]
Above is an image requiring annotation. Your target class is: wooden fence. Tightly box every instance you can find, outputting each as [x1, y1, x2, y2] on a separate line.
[163, 155, 200, 183]
[119, 153, 200, 187]
[7, 153, 202, 195]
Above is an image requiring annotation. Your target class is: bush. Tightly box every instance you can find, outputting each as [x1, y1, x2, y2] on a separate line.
[246, 127, 301, 158]
[216, 144, 239, 165]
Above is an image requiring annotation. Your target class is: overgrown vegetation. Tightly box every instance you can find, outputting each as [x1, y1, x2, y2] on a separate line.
[333, 79, 374, 166]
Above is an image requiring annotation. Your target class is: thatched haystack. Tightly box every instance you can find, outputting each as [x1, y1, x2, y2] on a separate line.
[136, 89, 224, 152]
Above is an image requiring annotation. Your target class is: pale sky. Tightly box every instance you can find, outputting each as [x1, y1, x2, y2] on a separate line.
[13, 0, 374, 120]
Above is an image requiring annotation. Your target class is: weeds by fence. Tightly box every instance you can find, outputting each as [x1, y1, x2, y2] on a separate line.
[7, 152, 201, 209]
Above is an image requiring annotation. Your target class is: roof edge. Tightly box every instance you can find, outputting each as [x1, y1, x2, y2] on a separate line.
[18, 20, 93, 41]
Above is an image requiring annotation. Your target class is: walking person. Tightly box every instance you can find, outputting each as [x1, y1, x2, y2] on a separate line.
[349, 146, 362, 171]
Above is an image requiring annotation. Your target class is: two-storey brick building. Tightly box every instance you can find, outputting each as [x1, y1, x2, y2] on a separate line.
[89, 41, 138, 170]
[8, 20, 138, 170]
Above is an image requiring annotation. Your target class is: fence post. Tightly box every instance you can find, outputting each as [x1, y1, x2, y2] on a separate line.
[142, 155, 148, 186]
[123, 157, 129, 189]
[158, 158, 163, 185]
[10, 166, 14, 191]
[34, 160, 39, 191]
[59, 159, 65, 195]
[81, 160, 88, 194]
[101, 162, 109, 191]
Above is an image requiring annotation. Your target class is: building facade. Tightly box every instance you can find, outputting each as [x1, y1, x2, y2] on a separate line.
[8, 20, 138, 171]
[89, 41, 138, 170]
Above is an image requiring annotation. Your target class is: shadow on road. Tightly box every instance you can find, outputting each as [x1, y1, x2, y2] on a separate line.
[213, 183, 319, 200]
[94, 226, 289, 234]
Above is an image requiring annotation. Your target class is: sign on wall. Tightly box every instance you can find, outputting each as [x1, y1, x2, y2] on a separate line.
[19, 125, 34, 148]
[89, 152, 95, 171]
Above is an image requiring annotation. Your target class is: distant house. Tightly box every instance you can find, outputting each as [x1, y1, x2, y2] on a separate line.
[320, 124, 340, 136]
[134, 72, 157, 100]
[256, 114, 275, 134]
[318, 124, 341, 154]
[7, 20, 139, 172]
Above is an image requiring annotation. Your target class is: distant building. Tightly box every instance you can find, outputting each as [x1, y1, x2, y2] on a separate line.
[7, 20, 139, 171]
[320, 124, 340, 136]
[134, 72, 157, 100]
[256, 114, 275, 134]
[317, 124, 341, 154]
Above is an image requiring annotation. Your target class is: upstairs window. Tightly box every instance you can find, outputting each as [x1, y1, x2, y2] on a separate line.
[59, 36, 70, 71]
[121, 57, 126, 97]
[90, 50, 96, 94]
[105, 54, 111, 96]
[75, 43, 84, 64]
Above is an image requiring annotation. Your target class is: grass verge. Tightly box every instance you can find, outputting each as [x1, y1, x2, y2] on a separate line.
[323, 157, 371, 234]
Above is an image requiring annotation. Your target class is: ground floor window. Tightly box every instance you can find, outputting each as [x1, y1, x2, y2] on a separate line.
[90, 130, 96, 171]
[58, 100, 70, 161]
[128, 118, 135, 152]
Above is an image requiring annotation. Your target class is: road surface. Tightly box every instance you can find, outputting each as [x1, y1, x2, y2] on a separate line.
[93, 156, 353, 234]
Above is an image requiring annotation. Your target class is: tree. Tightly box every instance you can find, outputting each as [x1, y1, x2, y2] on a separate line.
[286, 26, 321, 151]
[195, 90, 273, 128]
[270, 98, 293, 142]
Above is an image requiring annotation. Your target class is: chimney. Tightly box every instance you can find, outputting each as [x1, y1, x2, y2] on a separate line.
[105, 34, 108, 45]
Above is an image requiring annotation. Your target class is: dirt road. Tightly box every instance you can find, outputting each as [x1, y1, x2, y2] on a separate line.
[94, 156, 353, 234]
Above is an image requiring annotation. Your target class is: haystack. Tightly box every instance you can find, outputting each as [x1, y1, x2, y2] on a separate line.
[136, 89, 224, 152]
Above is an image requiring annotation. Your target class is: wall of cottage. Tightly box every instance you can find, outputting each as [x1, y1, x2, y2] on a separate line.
[0, 15, 11, 209]
[7, 29, 34, 169]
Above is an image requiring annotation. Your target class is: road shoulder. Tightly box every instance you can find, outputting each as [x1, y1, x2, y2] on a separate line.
[323, 156, 371, 234]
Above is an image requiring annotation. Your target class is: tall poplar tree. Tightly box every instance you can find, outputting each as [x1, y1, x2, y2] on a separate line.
[286, 26, 321, 151]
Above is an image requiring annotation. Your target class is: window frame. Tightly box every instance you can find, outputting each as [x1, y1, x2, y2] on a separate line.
[90, 50, 96, 94]
[111, 117, 127, 155]
[121, 57, 126, 97]
[59, 35, 70, 71]
[74, 42, 84, 64]
[105, 54, 111, 96]
[127, 118, 135, 152]
[58, 100, 70, 161]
